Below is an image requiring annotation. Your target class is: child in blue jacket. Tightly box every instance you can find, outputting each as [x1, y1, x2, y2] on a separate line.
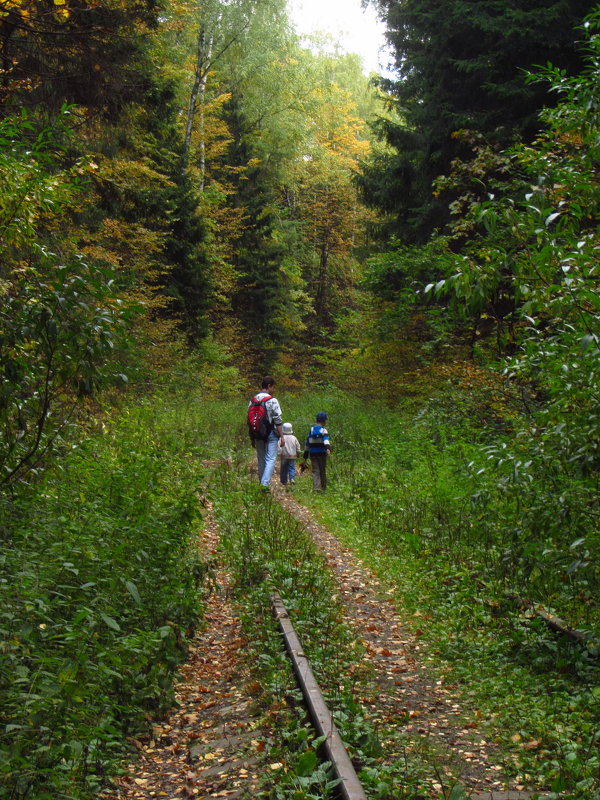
[303, 411, 331, 490]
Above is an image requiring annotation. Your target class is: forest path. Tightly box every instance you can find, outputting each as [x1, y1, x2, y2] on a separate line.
[111, 503, 264, 800]
[113, 471, 543, 800]
[272, 480, 543, 800]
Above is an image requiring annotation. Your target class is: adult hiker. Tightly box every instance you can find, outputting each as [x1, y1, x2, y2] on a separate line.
[303, 411, 331, 491]
[247, 376, 285, 491]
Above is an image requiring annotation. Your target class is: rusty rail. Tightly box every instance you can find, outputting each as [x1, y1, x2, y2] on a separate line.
[271, 592, 368, 800]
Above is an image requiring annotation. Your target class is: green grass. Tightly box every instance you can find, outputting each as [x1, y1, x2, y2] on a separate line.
[2, 380, 597, 799]
[281, 389, 600, 799]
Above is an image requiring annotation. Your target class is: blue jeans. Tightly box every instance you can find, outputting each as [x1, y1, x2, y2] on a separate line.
[280, 459, 296, 485]
[255, 432, 278, 487]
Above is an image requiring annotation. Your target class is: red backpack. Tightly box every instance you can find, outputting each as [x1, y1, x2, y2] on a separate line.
[247, 394, 273, 441]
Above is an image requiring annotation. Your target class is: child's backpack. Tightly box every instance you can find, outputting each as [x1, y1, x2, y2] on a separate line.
[247, 394, 273, 441]
[307, 424, 329, 453]
[308, 424, 324, 445]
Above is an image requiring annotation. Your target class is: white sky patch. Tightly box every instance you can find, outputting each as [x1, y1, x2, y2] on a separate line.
[288, 0, 394, 76]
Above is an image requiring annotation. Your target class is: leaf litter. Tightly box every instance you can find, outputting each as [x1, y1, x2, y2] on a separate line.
[109, 502, 263, 800]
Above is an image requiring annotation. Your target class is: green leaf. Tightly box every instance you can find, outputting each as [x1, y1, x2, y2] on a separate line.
[579, 334, 596, 352]
[295, 750, 318, 776]
[124, 580, 141, 604]
[100, 613, 121, 632]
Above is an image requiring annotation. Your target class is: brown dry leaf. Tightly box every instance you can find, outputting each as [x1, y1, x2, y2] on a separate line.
[523, 739, 541, 750]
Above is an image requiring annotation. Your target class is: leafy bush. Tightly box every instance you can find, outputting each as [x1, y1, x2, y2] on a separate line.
[0, 394, 217, 799]
[419, 14, 600, 621]
[0, 110, 139, 489]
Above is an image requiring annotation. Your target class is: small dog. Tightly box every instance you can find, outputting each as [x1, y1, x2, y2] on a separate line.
[298, 461, 309, 473]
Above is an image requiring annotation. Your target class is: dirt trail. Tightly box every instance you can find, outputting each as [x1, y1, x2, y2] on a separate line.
[272, 481, 543, 800]
[111, 507, 263, 800]
[113, 475, 543, 799]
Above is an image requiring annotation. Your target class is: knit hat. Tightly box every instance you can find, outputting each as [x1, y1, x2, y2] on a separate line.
[316, 411, 327, 422]
[282, 422, 293, 434]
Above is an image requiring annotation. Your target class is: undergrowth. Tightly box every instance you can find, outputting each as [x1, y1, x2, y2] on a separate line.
[2, 377, 597, 799]
[282, 389, 599, 799]
[0, 389, 239, 800]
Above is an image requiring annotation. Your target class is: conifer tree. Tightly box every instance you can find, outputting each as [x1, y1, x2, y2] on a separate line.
[363, 0, 596, 243]
[0, 0, 160, 114]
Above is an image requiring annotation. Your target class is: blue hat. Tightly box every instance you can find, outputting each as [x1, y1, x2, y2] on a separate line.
[316, 411, 327, 422]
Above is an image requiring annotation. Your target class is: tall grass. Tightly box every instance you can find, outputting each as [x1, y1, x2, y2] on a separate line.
[280, 388, 599, 797]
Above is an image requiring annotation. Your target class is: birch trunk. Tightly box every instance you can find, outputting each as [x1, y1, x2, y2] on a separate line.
[181, 26, 213, 176]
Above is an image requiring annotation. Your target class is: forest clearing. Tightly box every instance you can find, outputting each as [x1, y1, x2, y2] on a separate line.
[1, 0, 599, 798]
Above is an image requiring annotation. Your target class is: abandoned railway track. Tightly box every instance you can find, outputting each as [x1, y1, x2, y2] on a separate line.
[115, 468, 549, 799]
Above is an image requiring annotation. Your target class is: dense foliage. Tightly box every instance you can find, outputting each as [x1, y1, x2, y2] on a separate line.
[423, 16, 600, 592]
[0, 385, 241, 799]
[361, 0, 597, 242]
[284, 390, 600, 798]
[0, 0, 160, 114]
[345, 15, 599, 572]
[1, 1, 598, 798]
[0, 111, 138, 487]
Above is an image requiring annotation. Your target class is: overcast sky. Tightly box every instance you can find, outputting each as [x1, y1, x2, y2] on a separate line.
[287, 0, 394, 76]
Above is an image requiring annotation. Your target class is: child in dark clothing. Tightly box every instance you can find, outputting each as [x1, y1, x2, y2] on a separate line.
[303, 411, 331, 490]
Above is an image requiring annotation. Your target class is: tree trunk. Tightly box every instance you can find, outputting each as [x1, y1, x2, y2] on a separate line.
[181, 26, 213, 176]
[197, 34, 213, 192]
[315, 238, 329, 321]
